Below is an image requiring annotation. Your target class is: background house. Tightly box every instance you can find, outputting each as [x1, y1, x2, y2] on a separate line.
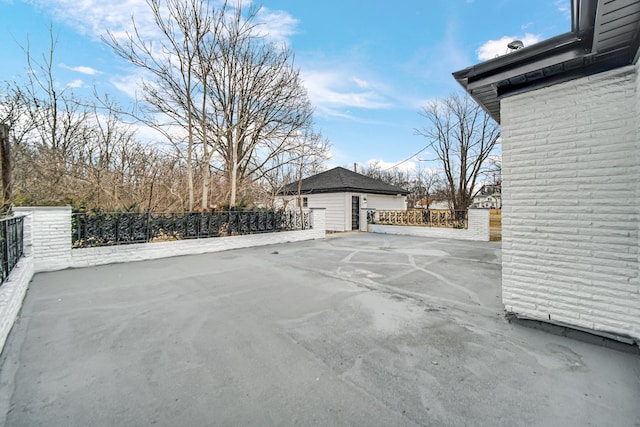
[454, 0, 640, 343]
[278, 167, 409, 232]
[472, 183, 501, 209]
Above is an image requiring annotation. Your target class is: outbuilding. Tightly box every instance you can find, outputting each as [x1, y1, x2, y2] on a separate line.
[278, 167, 409, 232]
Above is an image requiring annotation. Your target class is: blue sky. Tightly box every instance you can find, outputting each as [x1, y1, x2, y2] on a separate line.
[1, 0, 571, 173]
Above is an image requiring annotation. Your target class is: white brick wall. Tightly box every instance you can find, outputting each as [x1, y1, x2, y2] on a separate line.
[501, 64, 640, 342]
[368, 209, 490, 241]
[14, 207, 72, 272]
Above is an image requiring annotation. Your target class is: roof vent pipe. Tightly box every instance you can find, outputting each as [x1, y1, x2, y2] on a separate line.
[507, 40, 524, 51]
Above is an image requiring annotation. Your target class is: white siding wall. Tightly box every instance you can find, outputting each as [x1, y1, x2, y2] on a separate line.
[501, 64, 640, 342]
[306, 193, 348, 231]
[349, 193, 407, 231]
[280, 192, 406, 232]
[367, 194, 407, 210]
[342, 193, 352, 231]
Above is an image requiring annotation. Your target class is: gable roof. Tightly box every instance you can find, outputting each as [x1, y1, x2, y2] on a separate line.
[453, 0, 640, 123]
[279, 167, 409, 196]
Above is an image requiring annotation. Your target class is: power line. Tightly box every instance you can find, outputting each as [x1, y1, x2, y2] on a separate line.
[382, 144, 437, 171]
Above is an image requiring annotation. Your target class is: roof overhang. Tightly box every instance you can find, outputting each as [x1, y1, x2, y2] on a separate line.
[453, 0, 640, 123]
[278, 187, 410, 196]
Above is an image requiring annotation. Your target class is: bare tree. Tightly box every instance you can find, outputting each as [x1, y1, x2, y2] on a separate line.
[205, 3, 316, 207]
[482, 154, 502, 185]
[259, 129, 329, 210]
[291, 132, 330, 217]
[4, 28, 94, 205]
[359, 162, 410, 189]
[105, 0, 318, 210]
[410, 168, 442, 209]
[0, 28, 191, 211]
[104, 0, 226, 211]
[4, 3, 323, 212]
[416, 93, 500, 210]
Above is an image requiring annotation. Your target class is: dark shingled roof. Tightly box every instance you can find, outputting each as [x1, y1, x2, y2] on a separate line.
[279, 167, 409, 196]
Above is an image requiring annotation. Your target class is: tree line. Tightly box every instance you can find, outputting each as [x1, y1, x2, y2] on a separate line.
[1, 0, 499, 214]
[0, 0, 329, 212]
[357, 161, 449, 210]
[359, 91, 502, 213]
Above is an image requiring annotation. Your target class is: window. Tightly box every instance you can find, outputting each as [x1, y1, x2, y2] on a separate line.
[297, 197, 308, 208]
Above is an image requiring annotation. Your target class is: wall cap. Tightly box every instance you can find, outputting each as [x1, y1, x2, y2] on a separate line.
[14, 206, 72, 212]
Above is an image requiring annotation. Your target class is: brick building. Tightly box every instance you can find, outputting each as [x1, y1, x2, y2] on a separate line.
[453, 0, 640, 343]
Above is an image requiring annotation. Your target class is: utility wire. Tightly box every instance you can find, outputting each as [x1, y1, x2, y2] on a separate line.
[382, 144, 437, 171]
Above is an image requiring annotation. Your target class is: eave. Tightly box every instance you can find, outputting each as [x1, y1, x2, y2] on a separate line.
[278, 187, 410, 197]
[452, 0, 640, 124]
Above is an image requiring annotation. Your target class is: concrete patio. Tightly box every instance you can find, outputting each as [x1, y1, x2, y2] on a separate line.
[0, 233, 638, 426]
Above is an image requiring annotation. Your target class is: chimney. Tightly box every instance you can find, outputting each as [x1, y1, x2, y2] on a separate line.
[354, 162, 357, 173]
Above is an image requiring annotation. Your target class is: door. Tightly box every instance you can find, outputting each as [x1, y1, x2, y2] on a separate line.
[351, 196, 360, 230]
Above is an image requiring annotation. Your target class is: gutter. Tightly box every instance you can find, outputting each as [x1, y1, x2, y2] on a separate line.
[453, 32, 589, 85]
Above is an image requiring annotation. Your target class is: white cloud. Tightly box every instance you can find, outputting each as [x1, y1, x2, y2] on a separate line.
[408, 97, 437, 111]
[255, 7, 298, 42]
[351, 77, 370, 89]
[476, 33, 541, 61]
[66, 79, 83, 88]
[364, 159, 417, 175]
[60, 64, 101, 75]
[31, 1, 299, 47]
[29, 0, 157, 41]
[301, 69, 390, 118]
[521, 22, 533, 31]
[555, 0, 572, 20]
[131, 121, 177, 145]
[110, 72, 145, 100]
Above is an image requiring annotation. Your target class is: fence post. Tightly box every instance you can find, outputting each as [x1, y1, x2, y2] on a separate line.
[360, 208, 375, 232]
[1, 220, 8, 281]
[13, 207, 72, 272]
[0, 124, 12, 209]
[467, 209, 490, 241]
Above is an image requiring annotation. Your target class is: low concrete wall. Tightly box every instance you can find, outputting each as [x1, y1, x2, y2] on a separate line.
[70, 227, 323, 269]
[15, 207, 326, 273]
[0, 255, 34, 353]
[368, 209, 490, 241]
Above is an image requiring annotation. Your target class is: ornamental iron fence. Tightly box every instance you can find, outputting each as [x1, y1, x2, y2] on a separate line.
[0, 215, 24, 284]
[72, 210, 311, 249]
[368, 209, 468, 229]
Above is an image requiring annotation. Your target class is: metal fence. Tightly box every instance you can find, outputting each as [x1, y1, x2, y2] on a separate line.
[0, 216, 24, 284]
[72, 210, 311, 249]
[368, 209, 468, 229]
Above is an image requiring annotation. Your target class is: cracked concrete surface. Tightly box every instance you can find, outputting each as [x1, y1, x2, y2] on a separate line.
[0, 233, 638, 426]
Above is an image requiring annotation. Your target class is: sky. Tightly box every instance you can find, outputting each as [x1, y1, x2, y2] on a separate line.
[0, 0, 571, 174]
